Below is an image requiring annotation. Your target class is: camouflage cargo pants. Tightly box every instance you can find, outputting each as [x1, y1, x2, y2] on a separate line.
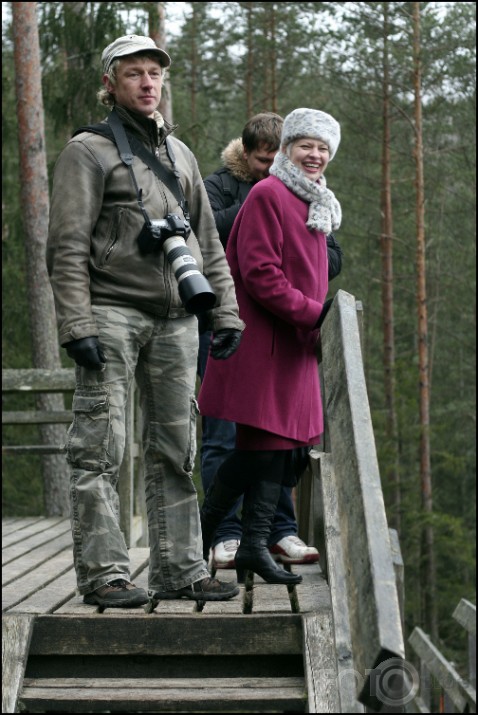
[66, 305, 209, 595]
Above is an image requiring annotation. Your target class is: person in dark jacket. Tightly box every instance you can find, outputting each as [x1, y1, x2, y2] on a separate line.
[198, 107, 342, 585]
[198, 113, 342, 571]
[47, 35, 244, 608]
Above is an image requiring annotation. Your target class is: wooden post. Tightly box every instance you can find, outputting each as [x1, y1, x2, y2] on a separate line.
[320, 290, 405, 710]
[452, 599, 476, 690]
[388, 529, 405, 633]
[409, 627, 476, 712]
[2, 613, 35, 714]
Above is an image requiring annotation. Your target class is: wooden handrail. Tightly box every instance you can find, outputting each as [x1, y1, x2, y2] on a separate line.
[316, 289, 405, 709]
[2, 368, 143, 548]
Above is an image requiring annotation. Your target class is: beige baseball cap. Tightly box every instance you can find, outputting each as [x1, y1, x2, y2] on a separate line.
[102, 34, 171, 73]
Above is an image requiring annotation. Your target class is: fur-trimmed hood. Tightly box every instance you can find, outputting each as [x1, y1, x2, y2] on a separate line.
[221, 138, 254, 183]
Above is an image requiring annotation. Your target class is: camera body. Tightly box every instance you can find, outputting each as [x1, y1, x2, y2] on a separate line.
[137, 213, 191, 254]
[137, 213, 216, 315]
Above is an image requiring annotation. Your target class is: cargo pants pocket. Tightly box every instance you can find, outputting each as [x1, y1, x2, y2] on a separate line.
[66, 388, 113, 471]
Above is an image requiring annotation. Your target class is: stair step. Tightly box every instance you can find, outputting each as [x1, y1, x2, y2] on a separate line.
[20, 676, 307, 712]
[29, 614, 303, 657]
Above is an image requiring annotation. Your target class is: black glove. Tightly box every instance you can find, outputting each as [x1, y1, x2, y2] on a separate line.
[210, 329, 242, 360]
[316, 298, 334, 329]
[65, 337, 106, 371]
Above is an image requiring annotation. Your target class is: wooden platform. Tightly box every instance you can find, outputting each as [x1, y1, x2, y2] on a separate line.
[2, 516, 338, 713]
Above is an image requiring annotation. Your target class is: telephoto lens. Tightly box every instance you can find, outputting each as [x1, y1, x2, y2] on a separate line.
[162, 236, 216, 314]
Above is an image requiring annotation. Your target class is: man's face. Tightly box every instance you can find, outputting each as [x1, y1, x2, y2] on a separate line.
[103, 56, 163, 117]
[244, 144, 278, 181]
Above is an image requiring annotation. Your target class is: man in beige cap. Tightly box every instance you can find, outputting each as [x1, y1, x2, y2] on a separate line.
[47, 35, 244, 608]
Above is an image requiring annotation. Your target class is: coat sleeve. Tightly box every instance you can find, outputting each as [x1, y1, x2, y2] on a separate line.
[203, 173, 239, 249]
[46, 139, 104, 344]
[326, 233, 343, 280]
[203, 171, 254, 250]
[231, 184, 326, 330]
[174, 142, 245, 333]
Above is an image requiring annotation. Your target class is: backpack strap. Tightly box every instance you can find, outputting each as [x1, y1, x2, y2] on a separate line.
[72, 110, 189, 220]
[214, 168, 240, 208]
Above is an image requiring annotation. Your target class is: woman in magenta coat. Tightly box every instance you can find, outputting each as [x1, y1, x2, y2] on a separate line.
[198, 108, 342, 584]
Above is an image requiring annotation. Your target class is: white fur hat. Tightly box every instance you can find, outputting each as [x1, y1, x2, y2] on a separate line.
[281, 108, 341, 160]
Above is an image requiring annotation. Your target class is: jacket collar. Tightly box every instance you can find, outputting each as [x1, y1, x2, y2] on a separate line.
[115, 105, 177, 148]
[221, 138, 255, 183]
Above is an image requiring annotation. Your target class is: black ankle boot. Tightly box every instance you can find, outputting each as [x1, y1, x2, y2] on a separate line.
[235, 480, 302, 585]
[200, 478, 243, 561]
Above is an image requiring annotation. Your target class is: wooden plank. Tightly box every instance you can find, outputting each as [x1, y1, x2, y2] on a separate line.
[2, 410, 73, 424]
[2, 368, 75, 392]
[251, 581, 294, 613]
[47, 548, 150, 615]
[29, 614, 304, 656]
[296, 460, 315, 546]
[201, 569, 245, 614]
[2, 531, 73, 586]
[389, 528, 405, 631]
[3, 519, 71, 566]
[2, 517, 68, 553]
[409, 627, 476, 712]
[2, 552, 76, 612]
[292, 563, 332, 613]
[2, 517, 45, 536]
[21, 676, 304, 688]
[2, 613, 35, 714]
[303, 612, 340, 712]
[20, 676, 306, 712]
[3, 445, 67, 455]
[452, 598, 476, 636]
[317, 451, 364, 713]
[453, 599, 477, 689]
[320, 290, 405, 709]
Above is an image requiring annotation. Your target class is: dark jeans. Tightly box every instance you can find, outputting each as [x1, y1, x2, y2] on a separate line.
[198, 330, 297, 548]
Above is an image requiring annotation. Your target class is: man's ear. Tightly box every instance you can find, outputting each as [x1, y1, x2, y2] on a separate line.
[102, 73, 114, 94]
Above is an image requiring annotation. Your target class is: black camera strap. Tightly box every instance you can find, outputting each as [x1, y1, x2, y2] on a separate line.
[109, 109, 189, 219]
[74, 109, 190, 224]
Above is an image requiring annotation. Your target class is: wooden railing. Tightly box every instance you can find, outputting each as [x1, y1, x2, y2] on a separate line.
[407, 598, 476, 713]
[2, 368, 145, 548]
[297, 289, 406, 711]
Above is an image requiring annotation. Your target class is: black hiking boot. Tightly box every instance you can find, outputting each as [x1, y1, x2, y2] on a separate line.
[83, 579, 149, 608]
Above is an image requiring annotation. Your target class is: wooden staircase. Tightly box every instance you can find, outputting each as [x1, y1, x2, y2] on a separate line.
[19, 611, 307, 712]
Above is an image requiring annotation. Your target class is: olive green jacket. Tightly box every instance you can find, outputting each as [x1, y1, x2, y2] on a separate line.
[47, 106, 244, 345]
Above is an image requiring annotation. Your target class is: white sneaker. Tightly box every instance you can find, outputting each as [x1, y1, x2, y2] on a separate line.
[270, 535, 319, 564]
[212, 539, 240, 569]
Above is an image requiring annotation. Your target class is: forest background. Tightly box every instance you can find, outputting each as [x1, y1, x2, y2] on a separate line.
[2, 0, 476, 678]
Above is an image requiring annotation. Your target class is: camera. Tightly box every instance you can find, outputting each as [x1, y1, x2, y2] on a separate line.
[137, 213, 216, 315]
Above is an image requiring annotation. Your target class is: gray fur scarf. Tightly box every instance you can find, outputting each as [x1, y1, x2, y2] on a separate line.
[269, 151, 342, 234]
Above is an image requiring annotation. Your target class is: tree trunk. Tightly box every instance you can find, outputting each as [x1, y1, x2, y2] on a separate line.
[268, 4, 278, 113]
[380, 2, 400, 533]
[12, 1, 69, 517]
[151, 1, 173, 124]
[241, 2, 254, 116]
[412, 1, 437, 643]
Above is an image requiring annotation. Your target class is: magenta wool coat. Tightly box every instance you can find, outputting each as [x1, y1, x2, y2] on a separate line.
[198, 175, 329, 443]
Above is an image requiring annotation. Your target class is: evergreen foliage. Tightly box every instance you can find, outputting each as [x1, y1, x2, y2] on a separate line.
[2, 0, 475, 672]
